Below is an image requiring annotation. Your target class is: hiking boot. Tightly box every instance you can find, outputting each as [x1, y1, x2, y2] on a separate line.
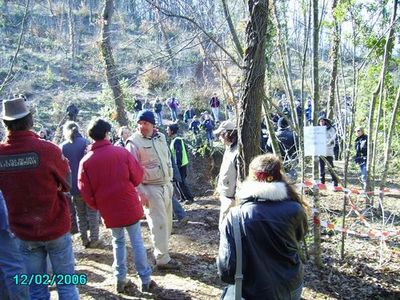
[157, 259, 181, 270]
[141, 280, 155, 293]
[116, 279, 132, 293]
[88, 239, 103, 248]
[177, 216, 189, 225]
[81, 237, 90, 248]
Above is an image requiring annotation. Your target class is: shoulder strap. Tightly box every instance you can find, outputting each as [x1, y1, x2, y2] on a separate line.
[231, 207, 243, 300]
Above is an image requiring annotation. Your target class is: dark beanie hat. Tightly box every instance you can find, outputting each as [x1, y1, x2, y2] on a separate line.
[168, 123, 179, 134]
[137, 109, 155, 125]
[278, 117, 288, 129]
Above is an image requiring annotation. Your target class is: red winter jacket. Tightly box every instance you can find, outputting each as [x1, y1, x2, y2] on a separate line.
[0, 131, 71, 241]
[78, 140, 144, 228]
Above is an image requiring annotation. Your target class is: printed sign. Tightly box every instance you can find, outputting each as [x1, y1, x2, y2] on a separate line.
[304, 126, 327, 156]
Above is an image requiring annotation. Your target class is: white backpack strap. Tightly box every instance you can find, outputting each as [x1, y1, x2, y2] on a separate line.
[231, 207, 243, 300]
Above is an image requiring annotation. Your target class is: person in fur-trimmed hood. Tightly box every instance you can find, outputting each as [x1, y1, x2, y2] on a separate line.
[217, 154, 309, 300]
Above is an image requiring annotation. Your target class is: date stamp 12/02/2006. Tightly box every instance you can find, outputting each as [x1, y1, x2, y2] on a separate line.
[13, 273, 87, 286]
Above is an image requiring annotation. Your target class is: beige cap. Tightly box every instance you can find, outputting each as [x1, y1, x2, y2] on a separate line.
[1, 97, 30, 121]
[213, 120, 236, 135]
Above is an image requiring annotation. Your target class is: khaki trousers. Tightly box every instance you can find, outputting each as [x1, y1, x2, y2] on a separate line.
[141, 182, 173, 265]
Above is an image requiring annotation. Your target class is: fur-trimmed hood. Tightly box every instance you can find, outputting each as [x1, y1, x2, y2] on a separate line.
[236, 181, 288, 201]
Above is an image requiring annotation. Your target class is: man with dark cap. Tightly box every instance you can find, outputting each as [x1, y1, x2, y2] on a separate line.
[0, 96, 79, 299]
[126, 110, 180, 270]
[167, 123, 194, 204]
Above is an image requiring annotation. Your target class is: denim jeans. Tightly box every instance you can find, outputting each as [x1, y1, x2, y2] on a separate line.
[155, 112, 163, 125]
[172, 193, 186, 220]
[111, 222, 152, 285]
[17, 233, 79, 300]
[170, 108, 178, 122]
[211, 107, 220, 122]
[0, 230, 30, 300]
[359, 162, 367, 183]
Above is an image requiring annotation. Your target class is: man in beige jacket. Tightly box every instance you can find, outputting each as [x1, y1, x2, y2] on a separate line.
[126, 110, 180, 270]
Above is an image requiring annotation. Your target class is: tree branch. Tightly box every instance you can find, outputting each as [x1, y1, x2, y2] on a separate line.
[144, 0, 243, 69]
[0, 0, 30, 95]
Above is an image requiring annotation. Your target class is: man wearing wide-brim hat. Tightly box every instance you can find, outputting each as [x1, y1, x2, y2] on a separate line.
[0, 96, 79, 299]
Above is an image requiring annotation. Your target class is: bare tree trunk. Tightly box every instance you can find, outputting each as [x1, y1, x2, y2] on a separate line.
[300, 0, 311, 186]
[312, 0, 322, 268]
[272, 0, 299, 133]
[262, 99, 281, 160]
[326, 0, 340, 120]
[366, 0, 397, 198]
[0, 0, 30, 95]
[47, 0, 55, 16]
[237, 0, 269, 181]
[100, 0, 128, 126]
[67, 0, 76, 62]
[377, 0, 399, 202]
[378, 85, 400, 200]
[221, 0, 244, 58]
[155, 0, 176, 70]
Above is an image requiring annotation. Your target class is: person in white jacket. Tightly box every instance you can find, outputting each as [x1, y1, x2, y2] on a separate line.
[319, 117, 339, 187]
[214, 120, 238, 229]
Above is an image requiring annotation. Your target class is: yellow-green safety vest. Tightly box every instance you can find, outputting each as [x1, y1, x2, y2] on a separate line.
[170, 137, 189, 167]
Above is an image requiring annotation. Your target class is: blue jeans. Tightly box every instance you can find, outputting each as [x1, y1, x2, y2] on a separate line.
[111, 222, 152, 285]
[172, 193, 186, 220]
[359, 162, 367, 183]
[0, 230, 30, 300]
[155, 112, 163, 125]
[17, 233, 79, 300]
[170, 108, 178, 121]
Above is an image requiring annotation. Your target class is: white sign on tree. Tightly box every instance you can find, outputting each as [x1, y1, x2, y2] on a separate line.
[304, 126, 327, 156]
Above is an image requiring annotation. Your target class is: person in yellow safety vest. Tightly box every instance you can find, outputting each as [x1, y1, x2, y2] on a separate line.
[167, 124, 195, 205]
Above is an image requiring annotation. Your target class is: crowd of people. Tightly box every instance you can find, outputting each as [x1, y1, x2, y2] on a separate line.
[0, 92, 368, 299]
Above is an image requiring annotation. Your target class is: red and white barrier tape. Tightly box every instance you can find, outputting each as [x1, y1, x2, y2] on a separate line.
[313, 217, 400, 239]
[302, 180, 400, 195]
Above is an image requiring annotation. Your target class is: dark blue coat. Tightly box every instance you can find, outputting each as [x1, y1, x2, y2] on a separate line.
[60, 134, 88, 195]
[218, 181, 308, 299]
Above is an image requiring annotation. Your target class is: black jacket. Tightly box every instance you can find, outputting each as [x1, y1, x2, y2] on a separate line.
[217, 181, 308, 299]
[266, 128, 298, 160]
[354, 134, 367, 164]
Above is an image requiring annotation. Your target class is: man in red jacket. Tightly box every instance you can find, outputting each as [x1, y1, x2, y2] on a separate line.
[78, 119, 153, 294]
[0, 96, 79, 300]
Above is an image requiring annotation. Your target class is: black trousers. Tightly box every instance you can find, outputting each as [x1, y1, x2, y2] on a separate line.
[177, 165, 194, 201]
[319, 156, 338, 186]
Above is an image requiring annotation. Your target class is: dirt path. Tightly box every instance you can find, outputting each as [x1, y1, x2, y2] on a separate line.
[46, 188, 400, 300]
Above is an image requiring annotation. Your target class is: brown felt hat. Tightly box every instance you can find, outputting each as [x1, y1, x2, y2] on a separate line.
[1, 97, 30, 121]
